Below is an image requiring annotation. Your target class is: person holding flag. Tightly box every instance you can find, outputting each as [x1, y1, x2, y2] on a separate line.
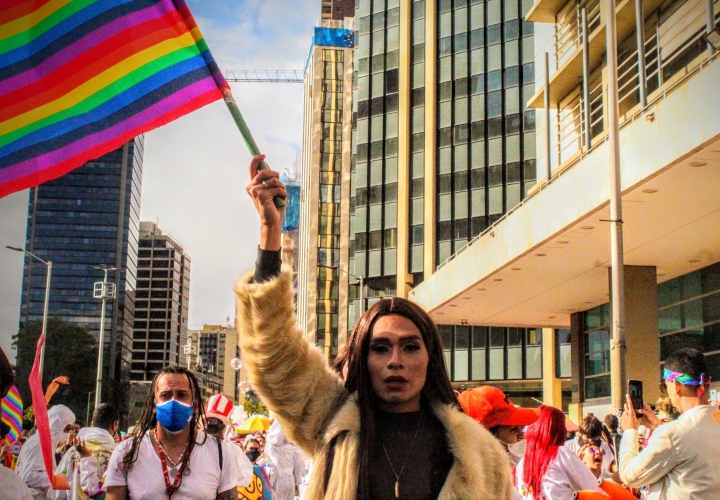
[15, 405, 75, 500]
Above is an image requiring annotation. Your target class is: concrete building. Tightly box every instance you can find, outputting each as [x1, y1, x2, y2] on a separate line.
[130, 222, 190, 381]
[297, 20, 356, 360]
[18, 139, 143, 387]
[409, 0, 720, 418]
[187, 324, 240, 402]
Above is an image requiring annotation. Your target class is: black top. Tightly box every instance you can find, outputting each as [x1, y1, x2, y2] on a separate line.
[370, 407, 454, 500]
[253, 247, 282, 283]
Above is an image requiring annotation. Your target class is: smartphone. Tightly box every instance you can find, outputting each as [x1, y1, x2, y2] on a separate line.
[628, 379, 644, 415]
[8, 444, 20, 455]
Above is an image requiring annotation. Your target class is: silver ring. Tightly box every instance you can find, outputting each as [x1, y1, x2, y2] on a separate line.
[262, 180, 269, 188]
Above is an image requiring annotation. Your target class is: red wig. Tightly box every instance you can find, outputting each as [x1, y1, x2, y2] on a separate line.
[522, 405, 567, 500]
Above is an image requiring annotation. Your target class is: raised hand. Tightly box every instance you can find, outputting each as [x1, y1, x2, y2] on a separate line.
[246, 154, 287, 251]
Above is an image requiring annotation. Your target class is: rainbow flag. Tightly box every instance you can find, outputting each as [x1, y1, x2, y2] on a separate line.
[1, 385, 23, 445]
[0, 0, 231, 198]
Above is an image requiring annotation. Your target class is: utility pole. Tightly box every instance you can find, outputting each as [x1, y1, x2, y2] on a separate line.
[605, 0, 627, 412]
[93, 265, 116, 408]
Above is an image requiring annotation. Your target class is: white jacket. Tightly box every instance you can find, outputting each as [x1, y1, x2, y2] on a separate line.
[16, 405, 75, 500]
[619, 404, 720, 500]
[265, 420, 305, 500]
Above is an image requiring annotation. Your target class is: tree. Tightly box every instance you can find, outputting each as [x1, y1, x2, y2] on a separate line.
[14, 319, 98, 423]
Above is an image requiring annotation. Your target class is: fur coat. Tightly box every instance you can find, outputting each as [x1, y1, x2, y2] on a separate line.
[235, 268, 514, 500]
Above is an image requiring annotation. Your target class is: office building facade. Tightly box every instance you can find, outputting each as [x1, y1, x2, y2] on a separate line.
[409, 0, 720, 418]
[297, 21, 356, 360]
[187, 324, 240, 402]
[19, 138, 143, 385]
[347, 0, 543, 399]
[131, 222, 190, 381]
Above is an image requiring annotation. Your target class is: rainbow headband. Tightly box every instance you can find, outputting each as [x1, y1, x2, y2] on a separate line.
[663, 368, 710, 386]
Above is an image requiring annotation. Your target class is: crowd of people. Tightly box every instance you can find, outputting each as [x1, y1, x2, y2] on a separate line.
[0, 156, 718, 499]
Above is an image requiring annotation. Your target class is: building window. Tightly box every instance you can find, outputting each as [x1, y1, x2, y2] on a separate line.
[584, 303, 611, 399]
[658, 262, 720, 380]
[555, 329, 571, 378]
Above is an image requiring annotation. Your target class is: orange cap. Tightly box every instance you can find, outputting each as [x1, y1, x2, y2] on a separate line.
[458, 386, 539, 429]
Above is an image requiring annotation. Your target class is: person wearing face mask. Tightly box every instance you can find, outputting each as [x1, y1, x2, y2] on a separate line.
[458, 387, 539, 500]
[238, 437, 273, 500]
[205, 393, 253, 489]
[16, 404, 76, 500]
[457, 386, 539, 467]
[104, 366, 236, 499]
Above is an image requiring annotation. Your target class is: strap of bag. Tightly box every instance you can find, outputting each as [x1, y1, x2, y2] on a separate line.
[217, 437, 223, 471]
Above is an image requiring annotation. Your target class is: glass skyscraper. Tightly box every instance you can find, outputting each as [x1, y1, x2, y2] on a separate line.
[348, 0, 542, 398]
[19, 138, 143, 385]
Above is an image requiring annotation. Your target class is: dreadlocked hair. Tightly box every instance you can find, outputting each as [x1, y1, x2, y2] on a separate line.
[522, 405, 567, 500]
[344, 297, 459, 500]
[121, 366, 207, 496]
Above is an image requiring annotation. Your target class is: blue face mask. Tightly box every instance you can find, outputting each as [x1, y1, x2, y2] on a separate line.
[155, 399, 194, 433]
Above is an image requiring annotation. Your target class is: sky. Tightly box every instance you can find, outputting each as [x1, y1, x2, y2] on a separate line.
[0, 0, 318, 361]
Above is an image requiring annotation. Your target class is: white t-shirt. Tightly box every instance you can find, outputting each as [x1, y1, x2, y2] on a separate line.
[515, 446, 605, 499]
[104, 431, 235, 500]
[222, 439, 253, 488]
[0, 465, 32, 500]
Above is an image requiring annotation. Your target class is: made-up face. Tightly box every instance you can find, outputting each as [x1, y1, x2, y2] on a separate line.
[367, 314, 429, 413]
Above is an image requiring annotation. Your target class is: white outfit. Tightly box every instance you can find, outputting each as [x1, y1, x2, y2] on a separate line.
[16, 405, 75, 500]
[54, 427, 117, 500]
[265, 420, 305, 500]
[515, 447, 605, 499]
[222, 439, 253, 488]
[0, 465, 33, 500]
[104, 431, 235, 500]
[564, 436, 615, 472]
[619, 404, 720, 500]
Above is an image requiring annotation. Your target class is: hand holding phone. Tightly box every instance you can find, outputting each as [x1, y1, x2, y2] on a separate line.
[8, 444, 20, 455]
[628, 379, 644, 417]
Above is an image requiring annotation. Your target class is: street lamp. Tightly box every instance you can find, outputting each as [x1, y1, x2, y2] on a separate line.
[318, 264, 365, 314]
[6, 246, 52, 378]
[86, 390, 95, 426]
[91, 265, 116, 408]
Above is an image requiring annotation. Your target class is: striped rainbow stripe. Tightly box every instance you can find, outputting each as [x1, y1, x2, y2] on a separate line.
[1, 385, 23, 444]
[0, 0, 230, 197]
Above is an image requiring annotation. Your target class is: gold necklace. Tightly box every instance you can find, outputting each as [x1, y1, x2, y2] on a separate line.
[381, 411, 423, 499]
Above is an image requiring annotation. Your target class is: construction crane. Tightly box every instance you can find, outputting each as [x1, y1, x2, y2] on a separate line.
[225, 70, 304, 83]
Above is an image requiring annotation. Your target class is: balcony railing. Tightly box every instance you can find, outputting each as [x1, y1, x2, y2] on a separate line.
[555, 0, 602, 69]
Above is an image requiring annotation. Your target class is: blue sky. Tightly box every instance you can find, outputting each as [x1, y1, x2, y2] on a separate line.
[0, 0, 318, 361]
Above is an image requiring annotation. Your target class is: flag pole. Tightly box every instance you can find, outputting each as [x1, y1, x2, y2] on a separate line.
[221, 90, 285, 208]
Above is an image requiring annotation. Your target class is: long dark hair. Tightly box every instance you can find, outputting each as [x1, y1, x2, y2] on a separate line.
[121, 366, 207, 496]
[344, 297, 457, 500]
